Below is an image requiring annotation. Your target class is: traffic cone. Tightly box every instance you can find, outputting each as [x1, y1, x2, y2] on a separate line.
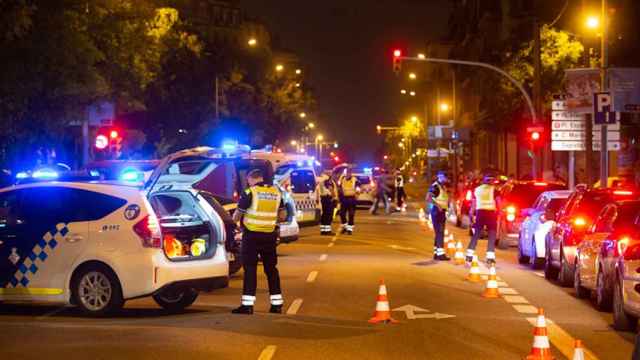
[572, 340, 584, 360]
[454, 241, 465, 265]
[525, 308, 555, 360]
[447, 240, 456, 258]
[467, 256, 481, 282]
[445, 229, 450, 236]
[418, 208, 426, 222]
[369, 279, 398, 324]
[481, 264, 500, 298]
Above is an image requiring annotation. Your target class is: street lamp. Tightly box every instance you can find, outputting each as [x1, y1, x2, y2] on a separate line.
[308, 122, 315, 129]
[290, 140, 298, 146]
[409, 91, 416, 97]
[440, 102, 451, 113]
[586, 15, 600, 30]
[316, 134, 324, 142]
[299, 112, 307, 118]
[275, 64, 284, 72]
[410, 115, 419, 123]
[295, 69, 302, 75]
[409, 72, 417, 80]
[247, 38, 258, 47]
[400, 89, 407, 94]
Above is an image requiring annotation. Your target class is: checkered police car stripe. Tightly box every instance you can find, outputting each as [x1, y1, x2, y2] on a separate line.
[7, 223, 67, 288]
[296, 199, 317, 211]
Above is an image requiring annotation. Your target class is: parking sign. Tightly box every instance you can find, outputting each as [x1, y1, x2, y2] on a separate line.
[593, 92, 619, 125]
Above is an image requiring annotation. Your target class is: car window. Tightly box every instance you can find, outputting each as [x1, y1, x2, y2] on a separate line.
[0, 190, 24, 228]
[356, 176, 371, 185]
[613, 203, 640, 230]
[167, 160, 216, 175]
[71, 188, 127, 221]
[149, 192, 204, 223]
[290, 170, 316, 193]
[504, 184, 565, 209]
[575, 193, 613, 218]
[546, 198, 568, 214]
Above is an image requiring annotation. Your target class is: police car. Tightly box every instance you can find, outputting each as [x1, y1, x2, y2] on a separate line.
[0, 181, 229, 316]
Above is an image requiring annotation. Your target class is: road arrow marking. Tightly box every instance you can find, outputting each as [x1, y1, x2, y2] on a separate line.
[392, 304, 455, 320]
[388, 244, 416, 251]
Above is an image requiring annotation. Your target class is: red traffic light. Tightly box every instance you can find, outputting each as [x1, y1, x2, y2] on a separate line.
[393, 49, 402, 58]
[334, 156, 340, 162]
[531, 131, 541, 141]
[110, 130, 119, 139]
[95, 134, 109, 150]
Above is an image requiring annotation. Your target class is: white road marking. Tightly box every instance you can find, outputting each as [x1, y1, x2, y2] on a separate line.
[392, 305, 455, 320]
[512, 304, 539, 314]
[328, 243, 334, 248]
[533, 272, 545, 278]
[286, 298, 303, 315]
[496, 281, 509, 287]
[258, 345, 277, 360]
[502, 295, 529, 304]
[387, 244, 416, 251]
[319, 254, 328, 262]
[331, 236, 337, 242]
[498, 288, 519, 295]
[306, 271, 318, 283]
[526, 318, 600, 360]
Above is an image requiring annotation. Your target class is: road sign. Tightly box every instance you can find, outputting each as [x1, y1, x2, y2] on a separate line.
[551, 100, 620, 152]
[552, 141, 620, 151]
[551, 131, 620, 141]
[88, 101, 115, 126]
[593, 92, 619, 125]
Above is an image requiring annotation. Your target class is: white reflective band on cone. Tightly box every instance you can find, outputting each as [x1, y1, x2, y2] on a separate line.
[376, 301, 390, 311]
[487, 280, 498, 288]
[379, 285, 387, 295]
[532, 335, 551, 348]
[536, 315, 546, 327]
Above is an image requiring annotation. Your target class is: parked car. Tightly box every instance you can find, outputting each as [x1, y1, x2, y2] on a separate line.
[518, 190, 572, 269]
[354, 172, 375, 207]
[455, 179, 480, 228]
[574, 200, 640, 311]
[496, 181, 567, 249]
[0, 181, 229, 315]
[546, 187, 636, 286]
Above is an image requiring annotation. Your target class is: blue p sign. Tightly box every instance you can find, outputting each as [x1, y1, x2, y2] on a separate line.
[594, 92, 617, 125]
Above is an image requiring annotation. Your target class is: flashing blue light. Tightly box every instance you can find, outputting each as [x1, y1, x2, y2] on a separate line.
[314, 161, 321, 167]
[16, 172, 29, 179]
[221, 140, 238, 153]
[32, 169, 59, 179]
[363, 167, 373, 175]
[120, 168, 141, 182]
[89, 170, 100, 177]
[296, 161, 303, 167]
[307, 160, 314, 167]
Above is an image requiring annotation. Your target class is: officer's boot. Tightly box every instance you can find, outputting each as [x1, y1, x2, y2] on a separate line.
[269, 305, 283, 314]
[231, 305, 254, 315]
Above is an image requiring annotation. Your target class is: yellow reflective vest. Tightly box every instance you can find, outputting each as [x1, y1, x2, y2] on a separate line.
[474, 184, 497, 211]
[340, 175, 357, 197]
[243, 185, 282, 233]
[432, 182, 449, 210]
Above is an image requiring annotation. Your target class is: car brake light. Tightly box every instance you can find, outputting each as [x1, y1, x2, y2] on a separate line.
[618, 237, 630, 257]
[133, 214, 162, 248]
[465, 190, 472, 201]
[573, 217, 587, 227]
[614, 190, 633, 196]
[534, 182, 548, 186]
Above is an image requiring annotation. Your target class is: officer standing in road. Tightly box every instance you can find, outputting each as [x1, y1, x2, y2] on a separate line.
[370, 170, 391, 215]
[466, 173, 499, 265]
[232, 169, 287, 315]
[395, 169, 406, 211]
[426, 171, 450, 260]
[317, 172, 338, 235]
[338, 167, 359, 235]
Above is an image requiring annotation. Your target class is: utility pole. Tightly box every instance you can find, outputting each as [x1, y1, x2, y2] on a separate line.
[599, 0, 609, 187]
[533, 18, 542, 179]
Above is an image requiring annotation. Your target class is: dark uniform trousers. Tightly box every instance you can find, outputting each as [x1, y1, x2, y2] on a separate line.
[396, 187, 406, 208]
[468, 209, 497, 252]
[320, 196, 335, 226]
[340, 196, 357, 226]
[241, 231, 281, 297]
[430, 207, 447, 250]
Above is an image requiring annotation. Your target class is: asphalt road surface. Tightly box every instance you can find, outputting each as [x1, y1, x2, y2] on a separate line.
[0, 208, 636, 359]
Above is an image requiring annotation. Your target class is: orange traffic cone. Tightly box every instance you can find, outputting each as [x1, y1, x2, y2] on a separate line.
[482, 264, 500, 298]
[369, 279, 398, 324]
[572, 340, 584, 360]
[454, 241, 465, 265]
[467, 256, 481, 282]
[447, 240, 456, 258]
[525, 308, 555, 360]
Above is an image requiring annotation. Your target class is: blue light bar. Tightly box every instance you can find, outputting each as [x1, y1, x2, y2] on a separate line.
[16, 172, 29, 179]
[221, 140, 238, 153]
[120, 168, 141, 182]
[363, 167, 373, 175]
[32, 169, 59, 179]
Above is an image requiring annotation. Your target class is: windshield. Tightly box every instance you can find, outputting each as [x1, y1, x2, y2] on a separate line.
[505, 183, 566, 209]
[290, 169, 316, 193]
[546, 198, 568, 213]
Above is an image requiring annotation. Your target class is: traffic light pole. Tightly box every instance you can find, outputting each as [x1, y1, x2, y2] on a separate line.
[399, 56, 538, 178]
[599, 0, 609, 187]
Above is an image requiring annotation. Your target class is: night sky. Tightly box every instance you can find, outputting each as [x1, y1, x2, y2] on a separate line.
[239, 0, 452, 164]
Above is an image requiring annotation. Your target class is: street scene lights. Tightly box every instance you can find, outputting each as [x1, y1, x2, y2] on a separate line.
[440, 102, 450, 113]
[295, 69, 302, 75]
[586, 15, 600, 30]
[275, 64, 284, 72]
[409, 91, 416, 96]
[308, 122, 315, 129]
[410, 115, 419, 123]
[299, 112, 307, 118]
[408, 72, 417, 80]
[247, 38, 258, 47]
[400, 89, 407, 94]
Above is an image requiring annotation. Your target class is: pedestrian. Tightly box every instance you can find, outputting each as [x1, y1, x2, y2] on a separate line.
[338, 167, 359, 235]
[370, 172, 391, 215]
[232, 169, 287, 315]
[466, 173, 499, 265]
[426, 171, 450, 261]
[395, 169, 406, 211]
[317, 172, 338, 235]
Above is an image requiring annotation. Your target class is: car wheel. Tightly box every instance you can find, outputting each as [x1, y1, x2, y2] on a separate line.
[613, 277, 637, 331]
[517, 235, 530, 264]
[595, 269, 613, 311]
[497, 221, 508, 250]
[72, 264, 124, 316]
[558, 250, 574, 287]
[531, 240, 545, 270]
[544, 244, 559, 280]
[153, 287, 199, 313]
[573, 258, 590, 299]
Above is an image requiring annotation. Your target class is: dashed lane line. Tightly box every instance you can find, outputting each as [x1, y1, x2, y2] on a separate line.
[512, 304, 539, 314]
[286, 298, 303, 315]
[306, 271, 318, 283]
[526, 318, 600, 360]
[502, 295, 529, 304]
[328, 243, 334, 248]
[258, 345, 277, 360]
[496, 281, 509, 287]
[498, 288, 519, 295]
[319, 254, 328, 262]
[533, 272, 545, 278]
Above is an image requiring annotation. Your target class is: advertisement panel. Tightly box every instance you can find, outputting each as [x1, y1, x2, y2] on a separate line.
[564, 68, 600, 113]
[609, 68, 640, 112]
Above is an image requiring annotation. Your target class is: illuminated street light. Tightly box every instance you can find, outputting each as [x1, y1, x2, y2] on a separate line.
[290, 140, 298, 146]
[409, 91, 416, 97]
[417, 53, 426, 59]
[295, 83, 301, 87]
[295, 69, 302, 75]
[410, 115, 419, 123]
[308, 122, 315, 129]
[316, 134, 324, 141]
[408, 73, 417, 80]
[299, 112, 307, 118]
[440, 102, 451, 112]
[383, 155, 389, 160]
[400, 89, 407, 95]
[586, 15, 600, 30]
[247, 38, 258, 47]
[398, 142, 404, 148]
[275, 64, 284, 72]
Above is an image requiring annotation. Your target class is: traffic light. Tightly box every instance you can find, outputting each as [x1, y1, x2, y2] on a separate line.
[526, 126, 544, 145]
[94, 127, 123, 159]
[95, 134, 109, 150]
[393, 49, 402, 75]
[530, 131, 541, 142]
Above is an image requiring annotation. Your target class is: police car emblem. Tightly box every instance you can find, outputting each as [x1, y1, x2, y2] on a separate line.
[124, 204, 141, 221]
[8, 248, 20, 265]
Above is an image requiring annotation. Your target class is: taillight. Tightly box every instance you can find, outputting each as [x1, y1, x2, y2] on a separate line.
[233, 191, 239, 201]
[614, 190, 633, 196]
[506, 206, 516, 222]
[465, 190, 472, 201]
[133, 214, 162, 248]
[534, 182, 548, 187]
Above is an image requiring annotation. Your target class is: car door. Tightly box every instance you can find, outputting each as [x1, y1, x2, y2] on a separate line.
[582, 206, 616, 288]
[0, 189, 28, 291]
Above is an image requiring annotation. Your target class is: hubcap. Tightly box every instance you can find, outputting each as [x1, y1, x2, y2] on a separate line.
[78, 271, 112, 312]
[160, 289, 185, 303]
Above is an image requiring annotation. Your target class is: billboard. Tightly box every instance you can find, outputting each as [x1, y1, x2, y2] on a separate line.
[564, 68, 600, 113]
[609, 68, 640, 112]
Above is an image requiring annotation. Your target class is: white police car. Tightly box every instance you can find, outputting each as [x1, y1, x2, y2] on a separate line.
[0, 181, 229, 316]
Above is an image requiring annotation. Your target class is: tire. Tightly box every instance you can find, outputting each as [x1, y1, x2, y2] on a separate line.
[558, 250, 574, 287]
[517, 235, 530, 264]
[153, 287, 199, 313]
[573, 258, 590, 299]
[544, 244, 559, 280]
[531, 240, 545, 269]
[613, 277, 637, 331]
[595, 269, 612, 311]
[71, 263, 124, 316]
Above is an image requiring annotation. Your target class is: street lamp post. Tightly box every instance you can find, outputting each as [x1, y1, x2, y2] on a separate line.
[599, 0, 609, 187]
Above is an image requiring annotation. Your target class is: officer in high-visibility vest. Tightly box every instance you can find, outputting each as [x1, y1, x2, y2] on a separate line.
[338, 167, 359, 235]
[317, 172, 338, 235]
[232, 169, 287, 315]
[466, 173, 499, 265]
[426, 171, 450, 260]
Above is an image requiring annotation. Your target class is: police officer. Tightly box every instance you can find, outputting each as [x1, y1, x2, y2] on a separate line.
[426, 171, 450, 260]
[232, 169, 287, 315]
[317, 172, 338, 235]
[466, 173, 499, 265]
[339, 167, 359, 235]
[395, 169, 406, 211]
[370, 171, 391, 215]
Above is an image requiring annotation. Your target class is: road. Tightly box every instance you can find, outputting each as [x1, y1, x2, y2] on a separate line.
[0, 208, 636, 359]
